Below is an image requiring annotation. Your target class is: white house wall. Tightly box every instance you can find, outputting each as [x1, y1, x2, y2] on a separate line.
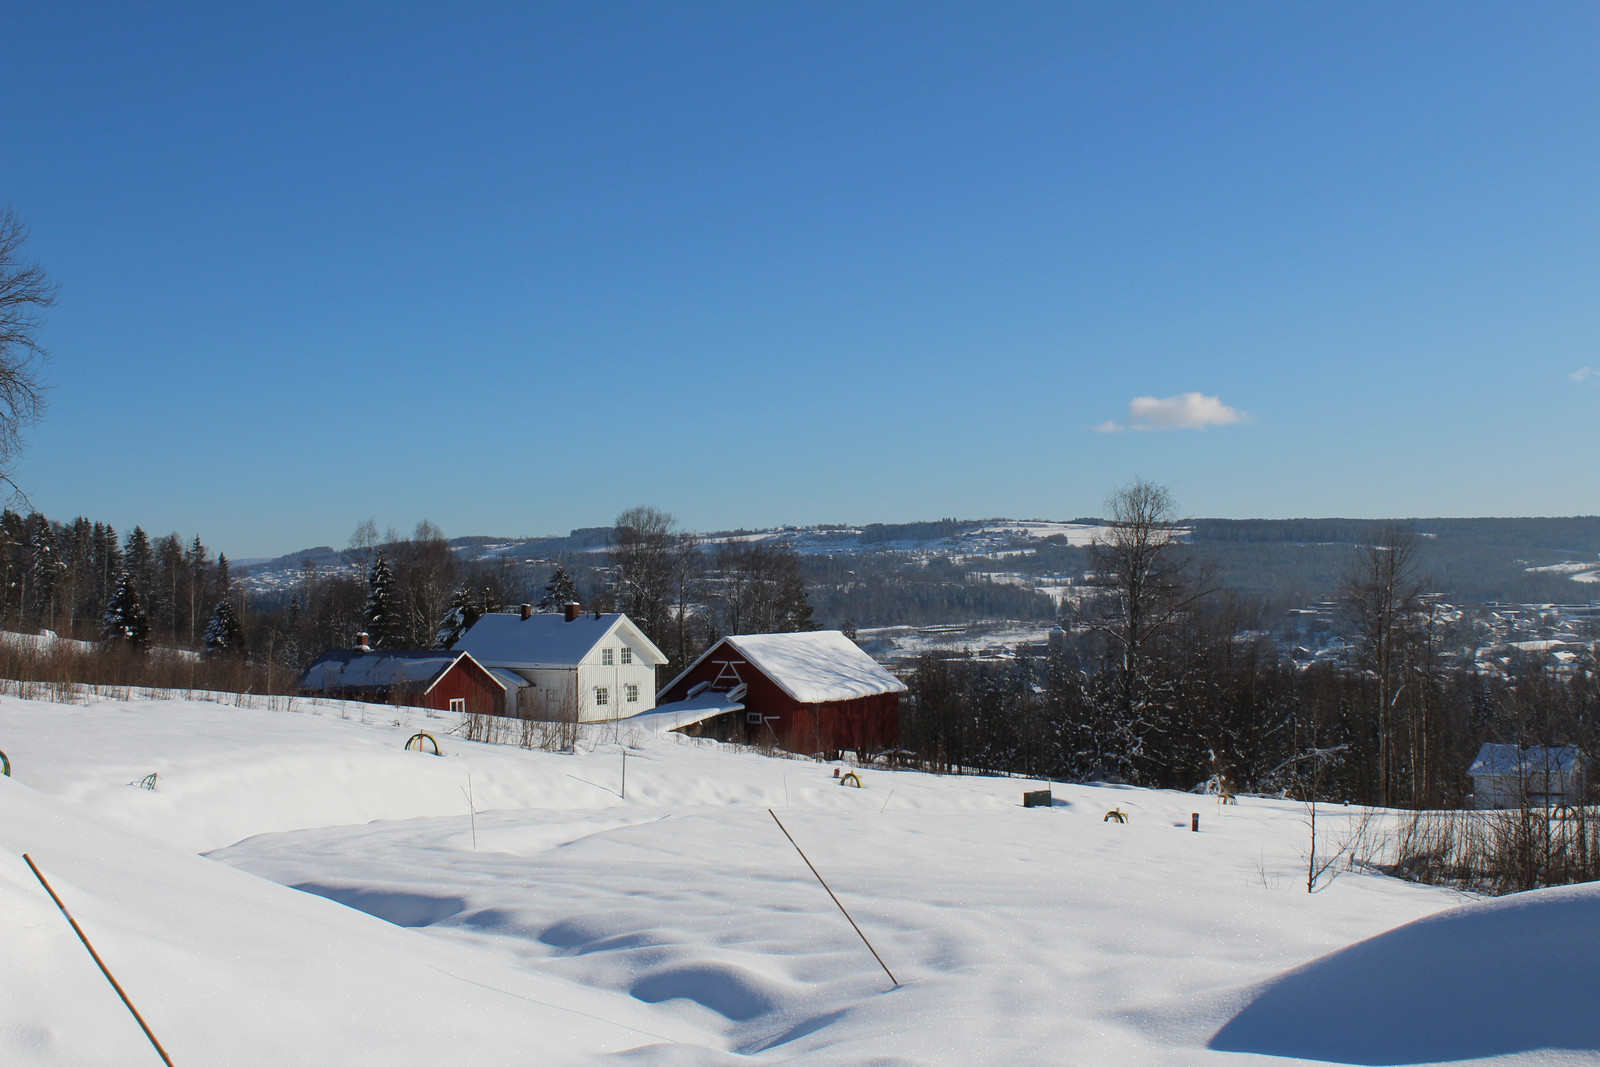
[578, 637, 659, 721]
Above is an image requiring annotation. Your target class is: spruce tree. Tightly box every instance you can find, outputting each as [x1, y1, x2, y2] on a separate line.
[362, 550, 404, 648]
[28, 519, 62, 625]
[102, 572, 150, 649]
[203, 596, 246, 657]
[775, 567, 816, 632]
[434, 585, 481, 648]
[124, 526, 155, 609]
[537, 565, 578, 612]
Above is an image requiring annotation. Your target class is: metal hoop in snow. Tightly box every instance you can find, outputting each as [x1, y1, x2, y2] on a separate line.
[405, 732, 440, 755]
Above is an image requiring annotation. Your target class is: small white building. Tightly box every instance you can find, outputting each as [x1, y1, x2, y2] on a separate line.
[452, 603, 667, 722]
[1468, 744, 1587, 810]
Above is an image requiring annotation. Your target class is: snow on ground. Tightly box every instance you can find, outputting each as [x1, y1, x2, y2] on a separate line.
[2, 692, 1596, 1065]
[971, 521, 1111, 545]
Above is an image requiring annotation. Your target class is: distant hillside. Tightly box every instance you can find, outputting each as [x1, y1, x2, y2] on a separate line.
[240, 516, 1600, 633]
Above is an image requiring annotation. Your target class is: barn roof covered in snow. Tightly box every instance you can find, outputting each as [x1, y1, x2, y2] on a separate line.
[452, 612, 666, 669]
[1469, 743, 1585, 777]
[662, 630, 907, 704]
[297, 650, 503, 694]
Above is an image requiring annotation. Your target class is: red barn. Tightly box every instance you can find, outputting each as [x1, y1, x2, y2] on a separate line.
[296, 649, 506, 716]
[656, 631, 904, 757]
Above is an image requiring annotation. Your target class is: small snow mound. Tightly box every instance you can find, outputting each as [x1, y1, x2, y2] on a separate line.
[630, 962, 783, 1021]
[1210, 881, 1600, 1064]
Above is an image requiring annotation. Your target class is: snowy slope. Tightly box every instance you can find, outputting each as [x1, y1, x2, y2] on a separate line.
[1, 693, 1595, 1065]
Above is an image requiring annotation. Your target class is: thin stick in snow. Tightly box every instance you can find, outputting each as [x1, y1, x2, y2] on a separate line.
[461, 774, 477, 850]
[879, 789, 895, 814]
[22, 854, 175, 1066]
[767, 809, 898, 990]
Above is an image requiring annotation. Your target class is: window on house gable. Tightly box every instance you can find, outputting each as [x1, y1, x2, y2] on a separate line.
[620, 646, 633, 665]
[449, 698, 465, 714]
[594, 687, 609, 706]
[625, 684, 638, 702]
[601, 648, 614, 666]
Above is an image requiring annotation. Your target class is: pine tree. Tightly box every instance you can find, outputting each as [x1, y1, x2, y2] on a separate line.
[27, 514, 63, 625]
[184, 535, 209, 646]
[203, 596, 246, 657]
[434, 585, 482, 648]
[124, 526, 155, 609]
[102, 572, 150, 649]
[537, 565, 578, 612]
[775, 566, 816, 632]
[362, 550, 404, 648]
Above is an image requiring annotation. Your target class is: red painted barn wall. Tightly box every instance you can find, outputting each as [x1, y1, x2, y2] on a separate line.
[660, 639, 899, 754]
[425, 657, 506, 716]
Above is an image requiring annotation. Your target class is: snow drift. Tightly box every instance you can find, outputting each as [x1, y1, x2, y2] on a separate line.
[1210, 882, 1600, 1064]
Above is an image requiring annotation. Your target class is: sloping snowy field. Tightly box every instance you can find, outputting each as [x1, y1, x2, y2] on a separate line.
[2, 693, 1598, 1065]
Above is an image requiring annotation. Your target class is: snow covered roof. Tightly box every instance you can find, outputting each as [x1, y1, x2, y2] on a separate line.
[1469, 743, 1585, 778]
[452, 612, 666, 669]
[298, 650, 503, 694]
[663, 631, 907, 704]
[489, 668, 529, 691]
[625, 690, 745, 734]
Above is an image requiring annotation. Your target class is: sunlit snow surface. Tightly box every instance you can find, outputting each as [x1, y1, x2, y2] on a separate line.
[1, 694, 1595, 1065]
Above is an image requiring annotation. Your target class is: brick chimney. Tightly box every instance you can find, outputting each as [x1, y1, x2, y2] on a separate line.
[355, 632, 371, 652]
[563, 602, 581, 623]
[520, 603, 532, 621]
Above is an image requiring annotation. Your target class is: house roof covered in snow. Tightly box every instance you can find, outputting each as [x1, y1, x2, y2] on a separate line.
[452, 612, 666, 669]
[488, 668, 529, 691]
[297, 650, 502, 694]
[1469, 743, 1585, 778]
[663, 630, 907, 704]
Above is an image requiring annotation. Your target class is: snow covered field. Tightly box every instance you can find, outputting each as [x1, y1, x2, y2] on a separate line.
[3, 693, 1598, 1065]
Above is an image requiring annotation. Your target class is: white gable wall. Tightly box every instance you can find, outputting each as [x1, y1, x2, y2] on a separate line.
[577, 633, 659, 720]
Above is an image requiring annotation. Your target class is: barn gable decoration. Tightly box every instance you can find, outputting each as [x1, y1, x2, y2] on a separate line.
[656, 630, 904, 757]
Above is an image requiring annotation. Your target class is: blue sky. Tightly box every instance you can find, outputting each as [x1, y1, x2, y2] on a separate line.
[2, 3, 1597, 558]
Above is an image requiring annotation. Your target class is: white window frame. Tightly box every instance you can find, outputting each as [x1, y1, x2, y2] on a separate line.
[449, 698, 466, 714]
[620, 646, 633, 665]
[594, 687, 609, 707]
[625, 683, 639, 702]
[601, 648, 614, 666]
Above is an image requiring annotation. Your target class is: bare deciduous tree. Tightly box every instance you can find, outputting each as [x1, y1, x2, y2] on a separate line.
[0, 207, 55, 493]
[1342, 524, 1424, 808]
[611, 505, 680, 644]
[1078, 480, 1214, 777]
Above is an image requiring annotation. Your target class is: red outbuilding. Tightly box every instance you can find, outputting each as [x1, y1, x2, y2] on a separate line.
[655, 631, 904, 757]
[296, 648, 506, 716]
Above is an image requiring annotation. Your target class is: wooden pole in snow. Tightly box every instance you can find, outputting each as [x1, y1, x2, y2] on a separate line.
[23, 854, 175, 1066]
[768, 810, 898, 990]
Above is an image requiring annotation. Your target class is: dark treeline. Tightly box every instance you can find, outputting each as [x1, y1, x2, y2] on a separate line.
[800, 554, 1058, 629]
[902, 487, 1600, 814]
[0, 509, 238, 650]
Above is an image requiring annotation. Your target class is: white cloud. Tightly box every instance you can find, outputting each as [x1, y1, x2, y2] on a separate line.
[1572, 367, 1596, 384]
[1096, 392, 1249, 433]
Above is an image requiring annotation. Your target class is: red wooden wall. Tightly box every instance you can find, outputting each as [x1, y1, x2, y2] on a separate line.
[425, 656, 506, 716]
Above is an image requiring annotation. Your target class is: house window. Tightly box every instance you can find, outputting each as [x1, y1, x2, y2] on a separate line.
[449, 698, 465, 714]
[601, 648, 614, 666]
[620, 647, 633, 665]
[594, 687, 609, 707]
[625, 684, 639, 702]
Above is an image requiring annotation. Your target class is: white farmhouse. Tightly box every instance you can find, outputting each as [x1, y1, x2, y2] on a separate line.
[1468, 743, 1587, 810]
[452, 603, 667, 722]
